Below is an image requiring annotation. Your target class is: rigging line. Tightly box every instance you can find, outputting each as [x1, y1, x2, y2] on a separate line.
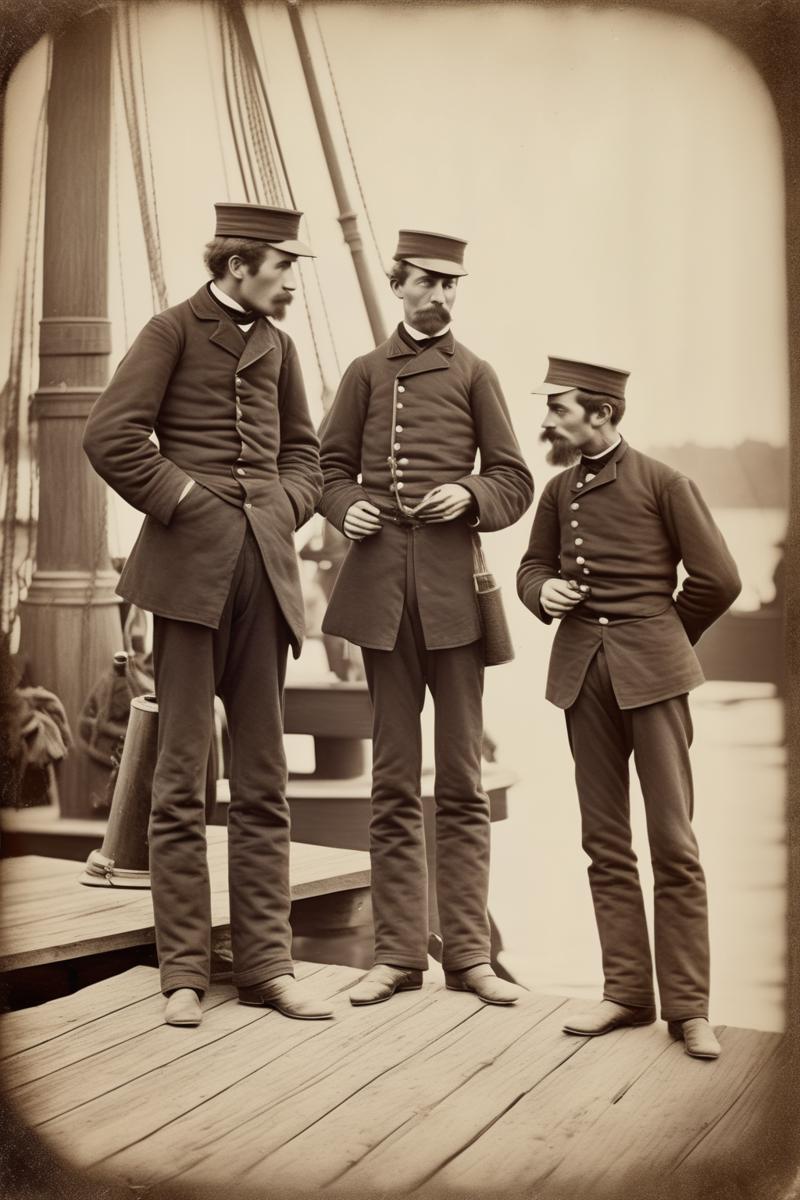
[231, 1, 291, 206]
[116, 11, 164, 313]
[224, 5, 260, 205]
[241, 3, 341, 374]
[132, 0, 168, 309]
[237, 50, 275, 204]
[111, 100, 130, 347]
[4, 68, 48, 629]
[203, 0, 232, 197]
[217, 4, 252, 201]
[226, 6, 329, 383]
[311, 3, 384, 269]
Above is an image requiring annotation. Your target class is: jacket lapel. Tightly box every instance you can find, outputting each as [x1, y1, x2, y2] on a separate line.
[386, 328, 455, 379]
[188, 285, 247, 360]
[569, 440, 628, 496]
[237, 319, 277, 372]
[187, 284, 277, 368]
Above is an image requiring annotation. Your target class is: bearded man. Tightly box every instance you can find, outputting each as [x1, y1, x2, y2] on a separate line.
[517, 356, 740, 1058]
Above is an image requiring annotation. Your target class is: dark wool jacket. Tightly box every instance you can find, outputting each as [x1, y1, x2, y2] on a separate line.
[83, 285, 322, 653]
[516, 440, 741, 708]
[318, 328, 534, 650]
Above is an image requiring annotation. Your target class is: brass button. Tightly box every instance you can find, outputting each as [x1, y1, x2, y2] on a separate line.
[244, 502, 253, 510]
[575, 537, 583, 545]
[397, 402, 404, 409]
[396, 481, 404, 490]
[571, 502, 579, 511]
[394, 442, 401, 451]
[583, 567, 590, 575]
[570, 520, 578, 528]
[598, 617, 609, 625]
[576, 556, 585, 564]
[395, 424, 404, 433]
[399, 457, 409, 465]
[585, 472, 596, 482]
[237, 468, 246, 476]
[396, 470, 404, 477]
[576, 482, 583, 489]
[398, 385, 406, 393]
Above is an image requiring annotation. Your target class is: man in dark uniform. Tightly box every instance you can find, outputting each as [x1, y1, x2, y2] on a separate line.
[83, 203, 332, 1026]
[517, 356, 741, 1058]
[319, 230, 534, 1006]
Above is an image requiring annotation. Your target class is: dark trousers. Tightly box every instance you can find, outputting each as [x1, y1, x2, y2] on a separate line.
[150, 527, 292, 996]
[565, 646, 710, 1020]
[361, 543, 491, 973]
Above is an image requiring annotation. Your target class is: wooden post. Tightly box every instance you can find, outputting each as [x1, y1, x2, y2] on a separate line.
[17, 9, 121, 818]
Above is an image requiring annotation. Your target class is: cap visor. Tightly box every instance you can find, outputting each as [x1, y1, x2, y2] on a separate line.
[268, 239, 315, 258]
[531, 383, 577, 395]
[402, 255, 468, 277]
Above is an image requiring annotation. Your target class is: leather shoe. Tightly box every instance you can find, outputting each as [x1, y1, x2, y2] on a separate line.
[668, 1018, 721, 1059]
[238, 974, 334, 1020]
[563, 999, 657, 1036]
[445, 964, 524, 1006]
[349, 964, 423, 1006]
[164, 988, 202, 1027]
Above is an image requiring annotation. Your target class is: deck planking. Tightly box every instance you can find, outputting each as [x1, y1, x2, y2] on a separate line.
[0, 964, 782, 1198]
[0, 837, 370, 972]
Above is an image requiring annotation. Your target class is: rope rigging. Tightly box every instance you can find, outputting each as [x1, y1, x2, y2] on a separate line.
[1, 46, 49, 637]
[311, 3, 385, 276]
[114, 3, 169, 313]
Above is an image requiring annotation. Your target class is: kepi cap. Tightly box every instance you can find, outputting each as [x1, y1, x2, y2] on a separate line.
[214, 202, 314, 257]
[393, 229, 468, 277]
[532, 356, 630, 401]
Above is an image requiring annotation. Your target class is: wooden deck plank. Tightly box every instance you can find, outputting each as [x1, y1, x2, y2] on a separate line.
[671, 1037, 784, 1183]
[3, 976, 240, 1092]
[102, 981, 485, 1187]
[0, 966, 161, 1060]
[227, 991, 571, 1193]
[0, 841, 369, 972]
[131, 985, 515, 1189]
[330, 998, 596, 1194]
[532, 1026, 783, 1198]
[1, 963, 780, 1197]
[27, 964, 364, 1169]
[432, 1014, 676, 1194]
[8, 962, 330, 1129]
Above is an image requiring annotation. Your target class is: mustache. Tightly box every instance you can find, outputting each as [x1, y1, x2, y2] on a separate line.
[539, 430, 561, 443]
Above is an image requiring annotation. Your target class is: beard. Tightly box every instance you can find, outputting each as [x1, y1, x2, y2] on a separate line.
[264, 294, 293, 321]
[540, 431, 582, 467]
[411, 304, 450, 335]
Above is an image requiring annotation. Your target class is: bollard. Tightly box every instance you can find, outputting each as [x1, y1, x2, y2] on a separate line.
[80, 694, 217, 888]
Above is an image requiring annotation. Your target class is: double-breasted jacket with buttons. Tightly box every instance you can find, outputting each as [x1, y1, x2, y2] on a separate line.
[83, 285, 322, 654]
[516, 441, 741, 709]
[318, 328, 534, 651]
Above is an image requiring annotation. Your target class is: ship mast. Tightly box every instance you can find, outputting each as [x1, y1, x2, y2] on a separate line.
[286, 0, 386, 347]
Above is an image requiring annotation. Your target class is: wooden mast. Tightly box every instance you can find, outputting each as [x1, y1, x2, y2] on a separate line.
[17, 9, 121, 818]
[286, 0, 386, 347]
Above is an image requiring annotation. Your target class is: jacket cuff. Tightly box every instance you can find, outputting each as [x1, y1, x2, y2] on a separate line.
[280, 479, 305, 529]
[520, 579, 553, 625]
[320, 485, 372, 534]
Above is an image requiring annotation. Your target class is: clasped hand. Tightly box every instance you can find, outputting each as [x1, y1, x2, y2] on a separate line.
[343, 484, 474, 540]
[540, 578, 585, 618]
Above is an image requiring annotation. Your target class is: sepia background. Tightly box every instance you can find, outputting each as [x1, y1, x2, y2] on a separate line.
[0, 0, 788, 1035]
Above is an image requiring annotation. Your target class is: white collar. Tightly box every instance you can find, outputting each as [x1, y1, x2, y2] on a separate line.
[403, 320, 451, 341]
[210, 280, 248, 314]
[584, 436, 622, 460]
